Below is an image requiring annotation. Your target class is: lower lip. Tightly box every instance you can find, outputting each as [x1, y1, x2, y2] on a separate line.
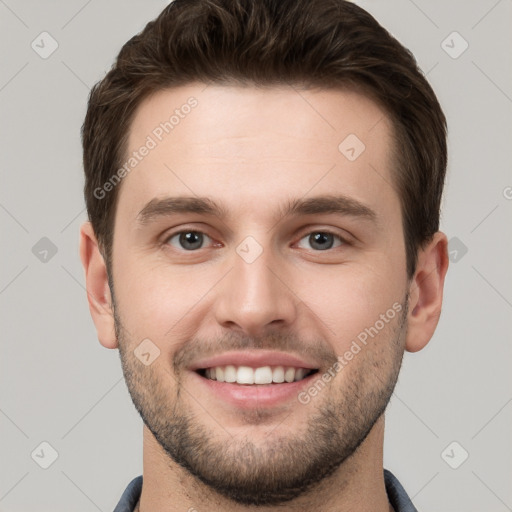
[190, 371, 318, 409]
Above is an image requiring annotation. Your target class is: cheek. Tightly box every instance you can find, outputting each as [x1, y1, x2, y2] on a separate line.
[113, 257, 219, 341]
[297, 259, 405, 353]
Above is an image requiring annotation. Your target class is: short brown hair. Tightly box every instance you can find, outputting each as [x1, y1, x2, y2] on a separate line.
[82, 0, 447, 279]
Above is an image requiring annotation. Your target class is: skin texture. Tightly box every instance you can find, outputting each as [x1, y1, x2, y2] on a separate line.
[80, 84, 449, 512]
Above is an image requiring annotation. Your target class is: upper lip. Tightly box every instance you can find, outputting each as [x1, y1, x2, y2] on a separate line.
[189, 350, 321, 371]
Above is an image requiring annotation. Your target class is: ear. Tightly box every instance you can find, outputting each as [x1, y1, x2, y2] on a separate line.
[405, 231, 449, 353]
[79, 221, 118, 349]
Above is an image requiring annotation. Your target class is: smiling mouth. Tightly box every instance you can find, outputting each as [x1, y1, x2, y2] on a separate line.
[196, 365, 319, 385]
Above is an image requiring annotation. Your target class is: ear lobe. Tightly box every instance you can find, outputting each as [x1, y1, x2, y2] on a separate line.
[79, 221, 118, 349]
[405, 231, 449, 353]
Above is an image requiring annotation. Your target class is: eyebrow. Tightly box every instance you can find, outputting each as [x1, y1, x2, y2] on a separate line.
[136, 196, 228, 225]
[278, 195, 378, 224]
[135, 194, 378, 226]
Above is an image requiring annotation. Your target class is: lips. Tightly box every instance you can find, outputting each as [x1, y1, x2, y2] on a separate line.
[187, 350, 323, 408]
[188, 349, 321, 410]
[190, 369, 319, 409]
[189, 349, 321, 374]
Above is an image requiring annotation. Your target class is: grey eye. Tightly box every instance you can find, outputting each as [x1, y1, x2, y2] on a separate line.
[167, 231, 210, 250]
[297, 232, 343, 251]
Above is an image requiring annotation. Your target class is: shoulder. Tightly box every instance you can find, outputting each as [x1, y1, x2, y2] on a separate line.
[113, 475, 143, 512]
[384, 469, 418, 512]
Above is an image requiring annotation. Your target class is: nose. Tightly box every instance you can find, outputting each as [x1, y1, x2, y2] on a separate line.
[213, 244, 298, 337]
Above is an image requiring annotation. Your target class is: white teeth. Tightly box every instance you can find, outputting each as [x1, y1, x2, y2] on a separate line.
[203, 365, 313, 385]
[224, 365, 237, 383]
[294, 368, 306, 382]
[284, 367, 295, 383]
[254, 366, 273, 384]
[237, 366, 254, 384]
[272, 366, 285, 383]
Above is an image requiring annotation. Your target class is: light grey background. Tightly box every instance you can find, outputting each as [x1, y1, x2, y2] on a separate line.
[1, 0, 511, 511]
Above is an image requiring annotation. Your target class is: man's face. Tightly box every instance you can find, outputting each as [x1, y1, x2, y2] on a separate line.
[111, 84, 410, 505]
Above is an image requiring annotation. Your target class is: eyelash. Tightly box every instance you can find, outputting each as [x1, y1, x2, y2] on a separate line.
[163, 228, 350, 252]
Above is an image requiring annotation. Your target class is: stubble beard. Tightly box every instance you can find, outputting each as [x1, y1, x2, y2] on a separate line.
[115, 298, 408, 506]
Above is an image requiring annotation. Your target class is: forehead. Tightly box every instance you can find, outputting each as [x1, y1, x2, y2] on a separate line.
[128, 83, 391, 153]
[118, 83, 398, 225]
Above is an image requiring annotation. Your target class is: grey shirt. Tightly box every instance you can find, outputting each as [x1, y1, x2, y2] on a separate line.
[113, 469, 418, 511]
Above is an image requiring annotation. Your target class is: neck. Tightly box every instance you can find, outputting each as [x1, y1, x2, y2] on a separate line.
[137, 416, 392, 512]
